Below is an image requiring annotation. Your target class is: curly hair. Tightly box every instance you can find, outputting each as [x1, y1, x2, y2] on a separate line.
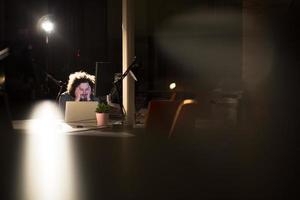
[67, 71, 95, 97]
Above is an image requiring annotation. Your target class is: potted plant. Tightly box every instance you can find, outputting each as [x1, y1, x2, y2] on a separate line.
[95, 102, 111, 126]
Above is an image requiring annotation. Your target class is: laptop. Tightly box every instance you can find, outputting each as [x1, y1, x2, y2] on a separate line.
[65, 101, 98, 127]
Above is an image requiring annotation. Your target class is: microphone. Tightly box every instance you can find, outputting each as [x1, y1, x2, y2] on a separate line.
[46, 73, 66, 87]
[128, 56, 140, 81]
[129, 70, 137, 81]
[0, 48, 9, 60]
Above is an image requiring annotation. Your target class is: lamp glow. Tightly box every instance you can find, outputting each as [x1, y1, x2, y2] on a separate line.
[41, 20, 54, 34]
[169, 82, 176, 90]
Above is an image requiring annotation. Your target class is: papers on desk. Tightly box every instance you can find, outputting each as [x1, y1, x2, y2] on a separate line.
[12, 119, 134, 138]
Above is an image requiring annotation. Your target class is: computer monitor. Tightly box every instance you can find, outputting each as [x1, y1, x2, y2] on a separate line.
[94, 62, 115, 98]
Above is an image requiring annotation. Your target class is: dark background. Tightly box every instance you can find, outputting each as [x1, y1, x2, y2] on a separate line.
[0, 0, 244, 100]
[1, 0, 300, 128]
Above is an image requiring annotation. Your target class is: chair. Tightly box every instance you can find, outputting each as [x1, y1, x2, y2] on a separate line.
[168, 99, 198, 138]
[144, 100, 181, 136]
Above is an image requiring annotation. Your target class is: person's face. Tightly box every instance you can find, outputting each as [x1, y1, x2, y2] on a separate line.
[75, 82, 92, 100]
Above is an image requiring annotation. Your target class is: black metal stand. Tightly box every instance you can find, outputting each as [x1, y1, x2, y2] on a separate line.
[110, 57, 138, 123]
[45, 73, 66, 101]
[112, 80, 125, 120]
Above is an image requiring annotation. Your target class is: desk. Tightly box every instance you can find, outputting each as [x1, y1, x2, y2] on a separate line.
[0, 120, 296, 199]
[12, 119, 135, 137]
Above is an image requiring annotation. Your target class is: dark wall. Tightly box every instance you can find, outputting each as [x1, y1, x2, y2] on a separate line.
[1, 0, 122, 100]
[242, 0, 300, 130]
[0, 0, 5, 43]
[44, 0, 122, 80]
[1, 0, 243, 100]
[240, 2, 299, 197]
[135, 0, 243, 92]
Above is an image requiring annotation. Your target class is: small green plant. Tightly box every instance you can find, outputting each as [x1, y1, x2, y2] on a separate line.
[95, 102, 111, 113]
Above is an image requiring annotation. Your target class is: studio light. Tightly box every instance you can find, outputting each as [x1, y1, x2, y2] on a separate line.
[38, 15, 55, 44]
[41, 20, 54, 34]
[37, 15, 56, 96]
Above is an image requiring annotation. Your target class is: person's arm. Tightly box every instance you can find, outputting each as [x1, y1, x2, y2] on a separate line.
[58, 94, 67, 114]
[58, 93, 74, 114]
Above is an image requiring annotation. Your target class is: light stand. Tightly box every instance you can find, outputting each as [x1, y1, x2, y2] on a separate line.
[38, 15, 55, 97]
[44, 37, 50, 96]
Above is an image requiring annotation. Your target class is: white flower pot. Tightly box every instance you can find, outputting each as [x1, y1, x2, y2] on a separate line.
[96, 113, 109, 126]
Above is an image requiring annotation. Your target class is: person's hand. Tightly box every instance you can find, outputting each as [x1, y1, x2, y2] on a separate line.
[86, 91, 91, 101]
[74, 88, 82, 101]
[74, 92, 81, 101]
[74, 92, 91, 101]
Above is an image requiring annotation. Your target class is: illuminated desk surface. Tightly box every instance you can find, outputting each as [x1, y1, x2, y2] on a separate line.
[12, 119, 136, 137]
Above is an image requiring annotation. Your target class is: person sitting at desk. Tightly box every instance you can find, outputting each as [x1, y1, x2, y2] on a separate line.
[58, 71, 98, 113]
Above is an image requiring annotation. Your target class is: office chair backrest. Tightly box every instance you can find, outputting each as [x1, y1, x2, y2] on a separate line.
[145, 100, 181, 135]
[168, 99, 198, 138]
